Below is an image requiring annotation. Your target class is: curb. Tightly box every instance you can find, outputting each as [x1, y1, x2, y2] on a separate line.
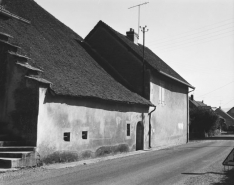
[42, 144, 178, 170]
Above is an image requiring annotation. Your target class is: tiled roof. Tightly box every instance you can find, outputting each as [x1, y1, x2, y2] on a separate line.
[16, 62, 43, 72]
[227, 107, 234, 118]
[189, 99, 209, 108]
[215, 108, 234, 122]
[0, 0, 152, 106]
[86, 21, 194, 89]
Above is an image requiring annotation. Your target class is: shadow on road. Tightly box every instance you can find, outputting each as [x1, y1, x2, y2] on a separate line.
[221, 132, 234, 135]
[212, 168, 234, 185]
[204, 136, 234, 141]
[190, 132, 234, 142]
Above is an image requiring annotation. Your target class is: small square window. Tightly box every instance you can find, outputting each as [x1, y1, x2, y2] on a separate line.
[64, 132, 70, 142]
[127, 124, 130, 136]
[82, 131, 88, 139]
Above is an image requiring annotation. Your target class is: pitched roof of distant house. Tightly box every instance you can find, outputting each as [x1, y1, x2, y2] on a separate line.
[190, 100, 208, 107]
[227, 107, 234, 118]
[0, 0, 153, 106]
[85, 21, 195, 89]
[189, 96, 211, 109]
[215, 108, 234, 122]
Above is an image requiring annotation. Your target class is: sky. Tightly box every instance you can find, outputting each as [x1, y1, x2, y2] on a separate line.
[35, 0, 234, 110]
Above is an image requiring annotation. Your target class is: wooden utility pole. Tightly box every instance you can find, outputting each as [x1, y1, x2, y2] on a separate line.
[140, 25, 149, 97]
[128, 2, 149, 36]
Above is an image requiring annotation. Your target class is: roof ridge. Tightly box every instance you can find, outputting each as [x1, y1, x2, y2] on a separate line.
[217, 108, 234, 120]
[88, 20, 194, 89]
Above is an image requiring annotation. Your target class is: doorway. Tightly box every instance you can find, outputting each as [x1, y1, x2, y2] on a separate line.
[136, 121, 144, 150]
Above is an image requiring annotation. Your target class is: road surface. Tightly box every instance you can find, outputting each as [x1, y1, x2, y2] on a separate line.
[1, 134, 234, 185]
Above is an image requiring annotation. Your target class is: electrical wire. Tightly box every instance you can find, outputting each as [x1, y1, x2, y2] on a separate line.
[153, 33, 233, 53]
[148, 23, 234, 45]
[149, 29, 234, 50]
[148, 26, 234, 48]
[222, 98, 234, 106]
[197, 81, 234, 98]
[148, 18, 234, 43]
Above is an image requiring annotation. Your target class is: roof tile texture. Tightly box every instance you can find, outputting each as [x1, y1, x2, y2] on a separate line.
[0, 0, 151, 106]
[87, 21, 191, 86]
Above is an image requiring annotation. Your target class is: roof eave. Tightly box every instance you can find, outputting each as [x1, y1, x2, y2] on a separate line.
[16, 62, 43, 72]
[53, 91, 154, 107]
[159, 70, 195, 89]
[25, 76, 52, 85]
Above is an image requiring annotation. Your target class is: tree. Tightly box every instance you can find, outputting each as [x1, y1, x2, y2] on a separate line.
[190, 107, 219, 138]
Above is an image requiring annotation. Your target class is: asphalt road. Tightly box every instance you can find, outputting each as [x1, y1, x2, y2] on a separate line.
[2, 134, 234, 185]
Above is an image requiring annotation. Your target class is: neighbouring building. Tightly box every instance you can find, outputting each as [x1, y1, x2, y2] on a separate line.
[215, 107, 234, 130]
[85, 21, 195, 148]
[189, 95, 211, 110]
[227, 107, 234, 119]
[0, 0, 154, 168]
[189, 95, 225, 136]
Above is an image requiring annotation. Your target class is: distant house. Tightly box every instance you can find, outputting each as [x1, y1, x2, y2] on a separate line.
[189, 95, 218, 137]
[189, 95, 211, 110]
[0, 0, 153, 167]
[215, 107, 234, 130]
[85, 21, 195, 148]
[227, 107, 234, 118]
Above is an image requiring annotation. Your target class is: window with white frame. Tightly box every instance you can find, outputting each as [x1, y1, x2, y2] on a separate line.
[159, 81, 165, 106]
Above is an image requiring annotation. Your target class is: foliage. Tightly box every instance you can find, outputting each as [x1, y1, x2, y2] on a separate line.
[190, 107, 219, 137]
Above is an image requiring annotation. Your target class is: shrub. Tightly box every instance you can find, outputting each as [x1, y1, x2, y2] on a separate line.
[190, 107, 219, 138]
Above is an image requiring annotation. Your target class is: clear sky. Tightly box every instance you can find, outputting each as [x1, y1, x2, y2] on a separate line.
[35, 0, 234, 111]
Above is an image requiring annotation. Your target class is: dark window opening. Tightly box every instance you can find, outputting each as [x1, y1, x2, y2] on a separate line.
[64, 132, 70, 142]
[127, 124, 130, 136]
[82, 131, 88, 139]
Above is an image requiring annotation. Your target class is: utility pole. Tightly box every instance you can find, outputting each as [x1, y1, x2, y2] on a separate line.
[128, 2, 149, 36]
[219, 100, 222, 108]
[140, 25, 149, 97]
[140, 26, 150, 149]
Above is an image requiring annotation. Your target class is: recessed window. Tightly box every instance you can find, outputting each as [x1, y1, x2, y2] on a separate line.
[82, 131, 88, 139]
[159, 81, 165, 106]
[64, 132, 70, 142]
[127, 124, 130, 136]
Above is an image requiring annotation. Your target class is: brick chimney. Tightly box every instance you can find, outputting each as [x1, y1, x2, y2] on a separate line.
[126, 28, 138, 45]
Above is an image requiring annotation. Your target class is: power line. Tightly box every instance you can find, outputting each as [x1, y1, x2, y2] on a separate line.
[166, 64, 232, 74]
[149, 29, 234, 50]
[197, 81, 234, 98]
[148, 26, 234, 48]
[154, 32, 233, 53]
[148, 18, 234, 43]
[148, 22, 234, 45]
[222, 98, 234, 107]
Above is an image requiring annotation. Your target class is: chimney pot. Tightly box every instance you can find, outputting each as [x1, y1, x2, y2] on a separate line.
[191, 95, 194, 100]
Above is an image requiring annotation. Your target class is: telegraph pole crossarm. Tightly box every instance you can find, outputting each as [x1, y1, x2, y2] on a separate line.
[128, 2, 149, 36]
